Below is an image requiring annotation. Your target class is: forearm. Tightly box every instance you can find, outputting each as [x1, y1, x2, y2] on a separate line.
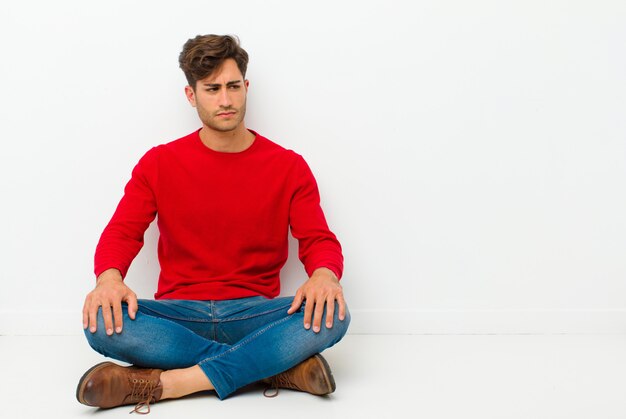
[94, 217, 153, 279]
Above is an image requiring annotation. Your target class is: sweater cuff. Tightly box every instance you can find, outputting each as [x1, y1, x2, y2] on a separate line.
[94, 265, 127, 281]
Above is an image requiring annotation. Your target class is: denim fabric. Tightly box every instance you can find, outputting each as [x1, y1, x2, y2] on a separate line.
[84, 296, 350, 399]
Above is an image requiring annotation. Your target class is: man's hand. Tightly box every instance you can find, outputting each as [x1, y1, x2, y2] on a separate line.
[287, 267, 346, 333]
[82, 268, 138, 336]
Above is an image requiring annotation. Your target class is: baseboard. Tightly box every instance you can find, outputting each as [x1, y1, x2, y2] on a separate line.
[1, 309, 625, 336]
[348, 308, 626, 335]
[0, 311, 85, 336]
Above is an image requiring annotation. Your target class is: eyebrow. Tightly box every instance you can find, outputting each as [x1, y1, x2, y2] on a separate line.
[202, 80, 242, 87]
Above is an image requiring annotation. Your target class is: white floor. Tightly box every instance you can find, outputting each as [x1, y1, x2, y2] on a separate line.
[1, 334, 625, 419]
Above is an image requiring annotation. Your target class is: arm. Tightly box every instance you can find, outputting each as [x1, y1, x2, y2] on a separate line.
[94, 148, 159, 279]
[84, 149, 158, 334]
[286, 157, 346, 332]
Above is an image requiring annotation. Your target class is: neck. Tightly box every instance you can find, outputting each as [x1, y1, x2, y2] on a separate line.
[199, 124, 255, 153]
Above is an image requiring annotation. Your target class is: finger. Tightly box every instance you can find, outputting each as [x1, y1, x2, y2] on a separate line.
[325, 296, 336, 329]
[112, 300, 123, 334]
[303, 296, 314, 330]
[101, 303, 114, 336]
[82, 298, 90, 330]
[88, 302, 100, 333]
[287, 290, 304, 315]
[126, 293, 138, 320]
[337, 293, 347, 321]
[312, 298, 326, 333]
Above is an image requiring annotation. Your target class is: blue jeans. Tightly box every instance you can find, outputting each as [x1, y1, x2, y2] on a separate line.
[84, 296, 350, 399]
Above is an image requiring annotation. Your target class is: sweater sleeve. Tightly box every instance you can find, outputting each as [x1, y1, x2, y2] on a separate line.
[289, 156, 344, 280]
[94, 148, 159, 279]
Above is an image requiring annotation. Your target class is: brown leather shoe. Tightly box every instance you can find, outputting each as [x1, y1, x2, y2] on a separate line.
[76, 362, 163, 414]
[263, 354, 336, 397]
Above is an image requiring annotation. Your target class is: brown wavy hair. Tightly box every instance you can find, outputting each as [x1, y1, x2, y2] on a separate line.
[179, 34, 249, 89]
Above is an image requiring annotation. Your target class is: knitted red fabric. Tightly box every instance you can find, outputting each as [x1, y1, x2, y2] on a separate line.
[95, 129, 343, 300]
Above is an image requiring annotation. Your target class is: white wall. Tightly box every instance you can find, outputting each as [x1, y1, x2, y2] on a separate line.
[1, 0, 625, 335]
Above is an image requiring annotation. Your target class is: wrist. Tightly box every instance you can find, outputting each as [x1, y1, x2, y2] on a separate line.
[312, 267, 338, 281]
[96, 268, 123, 285]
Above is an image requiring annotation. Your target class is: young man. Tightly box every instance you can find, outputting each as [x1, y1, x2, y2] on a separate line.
[77, 34, 350, 414]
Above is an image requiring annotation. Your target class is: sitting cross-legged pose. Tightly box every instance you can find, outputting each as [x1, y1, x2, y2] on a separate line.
[76, 34, 350, 414]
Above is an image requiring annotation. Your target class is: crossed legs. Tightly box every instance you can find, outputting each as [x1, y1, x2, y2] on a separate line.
[80, 296, 350, 404]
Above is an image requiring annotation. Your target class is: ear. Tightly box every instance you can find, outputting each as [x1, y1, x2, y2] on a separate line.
[245, 79, 250, 91]
[184, 85, 197, 107]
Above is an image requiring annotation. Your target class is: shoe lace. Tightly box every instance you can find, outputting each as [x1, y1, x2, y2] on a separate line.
[263, 374, 294, 398]
[128, 378, 158, 415]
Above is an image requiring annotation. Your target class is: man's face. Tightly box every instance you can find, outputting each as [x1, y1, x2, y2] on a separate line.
[185, 58, 249, 133]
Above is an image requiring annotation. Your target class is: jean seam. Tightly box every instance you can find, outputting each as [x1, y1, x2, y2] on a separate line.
[138, 305, 218, 323]
[210, 301, 217, 341]
[198, 315, 292, 364]
[218, 304, 292, 323]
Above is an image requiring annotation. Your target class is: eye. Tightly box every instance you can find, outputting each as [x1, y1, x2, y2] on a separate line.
[229, 85, 241, 90]
[206, 87, 218, 92]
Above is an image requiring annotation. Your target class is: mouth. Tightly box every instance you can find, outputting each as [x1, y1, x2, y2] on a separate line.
[217, 111, 236, 118]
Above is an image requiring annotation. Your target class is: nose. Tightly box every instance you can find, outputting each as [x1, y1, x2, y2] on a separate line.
[218, 88, 233, 108]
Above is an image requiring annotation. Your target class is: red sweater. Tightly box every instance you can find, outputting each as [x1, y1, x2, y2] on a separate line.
[95, 129, 343, 300]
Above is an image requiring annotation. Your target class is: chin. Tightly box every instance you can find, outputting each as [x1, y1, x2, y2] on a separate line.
[213, 124, 239, 133]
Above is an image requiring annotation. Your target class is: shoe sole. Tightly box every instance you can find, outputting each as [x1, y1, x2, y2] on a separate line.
[76, 361, 116, 405]
[314, 354, 336, 395]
